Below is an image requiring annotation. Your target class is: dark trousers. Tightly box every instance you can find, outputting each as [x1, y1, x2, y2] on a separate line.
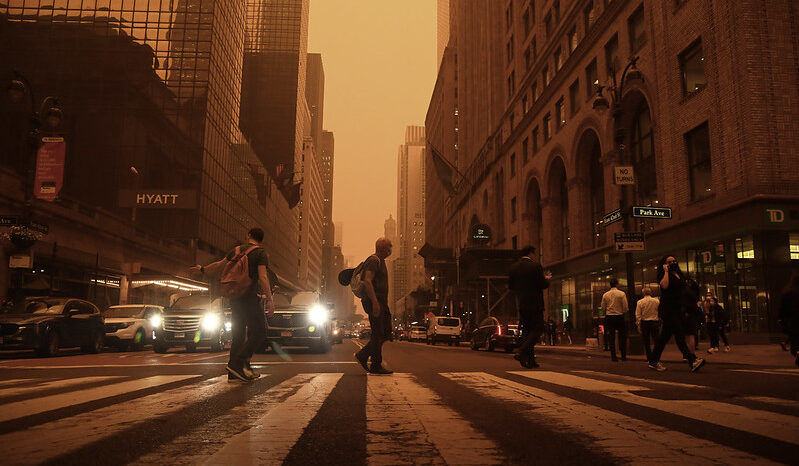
[718, 324, 729, 346]
[707, 321, 720, 348]
[650, 315, 696, 365]
[518, 314, 544, 362]
[604, 314, 627, 360]
[640, 320, 659, 362]
[357, 299, 392, 368]
[228, 294, 266, 369]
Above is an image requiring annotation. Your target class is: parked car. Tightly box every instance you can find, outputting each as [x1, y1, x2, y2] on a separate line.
[103, 304, 163, 351]
[0, 297, 105, 357]
[266, 292, 332, 353]
[153, 295, 232, 353]
[407, 325, 426, 342]
[470, 317, 521, 352]
[427, 316, 462, 345]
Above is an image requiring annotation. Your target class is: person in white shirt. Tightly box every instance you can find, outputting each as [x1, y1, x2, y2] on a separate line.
[601, 278, 629, 361]
[636, 287, 660, 362]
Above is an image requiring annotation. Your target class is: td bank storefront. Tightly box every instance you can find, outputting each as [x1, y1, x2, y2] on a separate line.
[545, 199, 799, 340]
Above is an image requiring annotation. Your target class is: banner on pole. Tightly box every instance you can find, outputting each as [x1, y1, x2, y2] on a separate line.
[34, 137, 66, 201]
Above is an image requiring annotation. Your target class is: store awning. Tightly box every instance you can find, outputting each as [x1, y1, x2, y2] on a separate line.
[130, 275, 209, 292]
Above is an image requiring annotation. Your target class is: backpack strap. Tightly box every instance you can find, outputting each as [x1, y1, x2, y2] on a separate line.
[231, 245, 258, 262]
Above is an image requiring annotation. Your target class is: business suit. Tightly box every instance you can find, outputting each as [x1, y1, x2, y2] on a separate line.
[508, 256, 550, 365]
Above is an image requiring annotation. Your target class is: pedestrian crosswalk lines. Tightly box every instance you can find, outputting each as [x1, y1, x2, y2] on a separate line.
[732, 369, 799, 377]
[0, 369, 796, 465]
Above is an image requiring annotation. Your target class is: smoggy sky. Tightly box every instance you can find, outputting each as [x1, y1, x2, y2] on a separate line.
[308, 0, 437, 265]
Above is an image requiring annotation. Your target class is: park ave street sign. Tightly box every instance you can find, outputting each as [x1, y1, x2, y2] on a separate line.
[614, 231, 645, 252]
[632, 206, 672, 219]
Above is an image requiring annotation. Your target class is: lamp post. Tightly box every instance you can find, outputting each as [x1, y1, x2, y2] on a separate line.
[592, 56, 644, 328]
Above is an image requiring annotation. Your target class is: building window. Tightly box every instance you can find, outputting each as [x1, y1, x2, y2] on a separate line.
[586, 59, 598, 98]
[512, 235, 518, 249]
[556, 98, 566, 129]
[569, 79, 580, 115]
[542, 66, 550, 86]
[568, 26, 578, 53]
[554, 47, 563, 71]
[522, 94, 529, 114]
[553, 1, 560, 22]
[507, 71, 516, 98]
[522, 137, 529, 164]
[584, 1, 596, 33]
[543, 113, 552, 141]
[524, 47, 532, 70]
[510, 153, 516, 178]
[531, 38, 537, 62]
[605, 34, 619, 75]
[735, 236, 755, 260]
[510, 112, 516, 129]
[507, 35, 515, 63]
[532, 126, 540, 153]
[532, 81, 539, 101]
[685, 122, 712, 200]
[628, 5, 646, 52]
[506, 4, 513, 30]
[790, 233, 799, 260]
[523, 7, 532, 35]
[631, 102, 657, 204]
[545, 11, 552, 38]
[511, 197, 518, 222]
[680, 38, 706, 96]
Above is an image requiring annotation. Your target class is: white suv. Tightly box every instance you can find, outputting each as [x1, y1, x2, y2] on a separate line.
[427, 316, 462, 346]
[103, 305, 163, 351]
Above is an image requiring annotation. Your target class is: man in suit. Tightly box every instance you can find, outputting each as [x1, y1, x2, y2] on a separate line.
[508, 246, 551, 368]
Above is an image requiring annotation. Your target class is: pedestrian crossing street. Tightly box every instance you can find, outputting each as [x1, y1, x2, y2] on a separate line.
[1, 368, 797, 465]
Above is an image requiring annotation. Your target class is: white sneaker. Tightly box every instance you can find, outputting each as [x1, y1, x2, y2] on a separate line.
[691, 358, 706, 372]
[724, 346, 730, 352]
[648, 362, 667, 372]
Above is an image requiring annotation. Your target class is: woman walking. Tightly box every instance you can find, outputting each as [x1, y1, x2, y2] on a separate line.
[648, 255, 705, 372]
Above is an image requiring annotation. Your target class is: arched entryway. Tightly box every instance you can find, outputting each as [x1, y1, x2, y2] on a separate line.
[622, 92, 657, 206]
[547, 157, 569, 261]
[575, 130, 605, 248]
[525, 178, 543, 257]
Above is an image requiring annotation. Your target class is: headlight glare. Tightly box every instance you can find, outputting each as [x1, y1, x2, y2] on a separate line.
[202, 313, 220, 331]
[149, 314, 162, 328]
[309, 305, 329, 325]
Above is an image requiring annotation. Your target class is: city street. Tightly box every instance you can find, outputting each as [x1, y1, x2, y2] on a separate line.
[1, 339, 797, 465]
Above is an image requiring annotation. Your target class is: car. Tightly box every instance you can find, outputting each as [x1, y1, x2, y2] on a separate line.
[266, 292, 332, 353]
[407, 325, 426, 342]
[0, 297, 105, 357]
[153, 295, 232, 353]
[470, 317, 521, 352]
[103, 304, 163, 351]
[396, 329, 408, 341]
[426, 316, 462, 345]
[330, 319, 344, 344]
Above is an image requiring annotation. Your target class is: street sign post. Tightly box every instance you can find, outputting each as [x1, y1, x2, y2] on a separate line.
[613, 166, 635, 185]
[632, 206, 672, 219]
[614, 231, 645, 252]
[602, 208, 622, 227]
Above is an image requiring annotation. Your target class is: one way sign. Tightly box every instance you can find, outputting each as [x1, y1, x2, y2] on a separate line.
[614, 232, 645, 252]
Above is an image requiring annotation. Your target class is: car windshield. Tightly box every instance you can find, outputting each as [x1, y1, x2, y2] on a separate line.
[438, 318, 460, 327]
[411, 326, 425, 331]
[171, 296, 212, 310]
[104, 306, 146, 318]
[7, 298, 67, 314]
[291, 292, 319, 306]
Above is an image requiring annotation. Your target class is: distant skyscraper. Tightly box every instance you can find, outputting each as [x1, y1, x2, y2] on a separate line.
[299, 136, 323, 289]
[320, 131, 335, 247]
[384, 214, 398, 307]
[395, 126, 426, 308]
[437, 0, 450, 68]
[334, 221, 344, 247]
[305, 53, 325, 153]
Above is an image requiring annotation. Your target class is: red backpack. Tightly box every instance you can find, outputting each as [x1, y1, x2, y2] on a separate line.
[220, 245, 258, 299]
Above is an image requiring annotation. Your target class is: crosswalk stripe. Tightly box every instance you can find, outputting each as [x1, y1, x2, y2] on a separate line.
[0, 375, 239, 465]
[731, 369, 799, 376]
[0, 376, 125, 399]
[0, 375, 197, 423]
[571, 370, 705, 389]
[741, 396, 799, 410]
[366, 373, 502, 465]
[0, 378, 42, 389]
[203, 373, 342, 465]
[443, 372, 774, 465]
[512, 371, 799, 446]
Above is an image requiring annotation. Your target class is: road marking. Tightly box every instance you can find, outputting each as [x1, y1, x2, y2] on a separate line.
[352, 339, 365, 350]
[512, 371, 799, 446]
[366, 373, 501, 465]
[185, 353, 228, 362]
[731, 369, 799, 376]
[571, 370, 705, 389]
[0, 378, 42, 389]
[0, 375, 241, 465]
[0, 361, 359, 369]
[0, 374, 197, 423]
[249, 361, 358, 365]
[0, 376, 125, 398]
[741, 396, 799, 409]
[443, 372, 773, 465]
[203, 373, 342, 465]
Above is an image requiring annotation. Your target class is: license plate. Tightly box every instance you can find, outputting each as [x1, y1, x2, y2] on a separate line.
[173, 332, 185, 339]
[281, 331, 292, 337]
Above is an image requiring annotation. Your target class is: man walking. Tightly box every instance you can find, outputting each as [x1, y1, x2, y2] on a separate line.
[635, 286, 660, 362]
[601, 278, 629, 361]
[508, 246, 551, 368]
[354, 237, 394, 375]
[192, 227, 274, 382]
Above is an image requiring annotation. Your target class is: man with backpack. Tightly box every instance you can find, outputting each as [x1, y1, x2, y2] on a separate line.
[191, 227, 274, 382]
[353, 237, 394, 374]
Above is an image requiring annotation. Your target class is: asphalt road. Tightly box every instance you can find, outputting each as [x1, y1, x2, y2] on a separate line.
[0, 338, 797, 465]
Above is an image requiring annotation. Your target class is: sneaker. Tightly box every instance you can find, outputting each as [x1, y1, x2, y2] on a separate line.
[369, 366, 393, 375]
[723, 346, 730, 352]
[354, 352, 370, 373]
[690, 358, 706, 373]
[226, 364, 253, 382]
[707, 347, 715, 354]
[243, 362, 261, 379]
[521, 359, 539, 369]
[648, 362, 667, 372]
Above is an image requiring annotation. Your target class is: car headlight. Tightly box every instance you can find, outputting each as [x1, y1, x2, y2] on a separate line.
[149, 314, 162, 328]
[202, 313, 221, 331]
[309, 305, 329, 325]
[333, 329, 340, 335]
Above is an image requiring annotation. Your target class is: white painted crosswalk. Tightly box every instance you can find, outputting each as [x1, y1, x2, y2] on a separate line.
[0, 369, 795, 465]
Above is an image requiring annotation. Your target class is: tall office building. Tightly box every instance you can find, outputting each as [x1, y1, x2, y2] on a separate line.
[334, 222, 344, 248]
[305, 54, 325, 153]
[319, 130, 336, 300]
[384, 214, 398, 308]
[437, 0, 450, 68]
[299, 137, 323, 290]
[395, 126, 427, 310]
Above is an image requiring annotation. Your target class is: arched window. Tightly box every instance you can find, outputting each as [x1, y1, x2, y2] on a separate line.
[630, 102, 656, 205]
[589, 142, 605, 248]
[526, 179, 543, 258]
[548, 158, 569, 260]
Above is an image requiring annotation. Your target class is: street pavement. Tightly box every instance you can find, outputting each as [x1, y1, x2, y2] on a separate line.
[0, 339, 797, 465]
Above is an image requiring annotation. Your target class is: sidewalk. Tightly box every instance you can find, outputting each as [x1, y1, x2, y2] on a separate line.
[535, 341, 798, 368]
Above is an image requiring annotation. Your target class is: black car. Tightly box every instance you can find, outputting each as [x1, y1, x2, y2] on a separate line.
[153, 295, 232, 353]
[266, 292, 332, 353]
[0, 297, 105, 357]
[470, 317, 521, 352]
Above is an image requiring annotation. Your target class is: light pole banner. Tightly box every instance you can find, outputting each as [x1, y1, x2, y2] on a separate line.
[34, 136, 66, 201]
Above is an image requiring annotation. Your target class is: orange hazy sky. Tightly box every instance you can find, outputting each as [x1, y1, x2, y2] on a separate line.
[308, 0, 437, 264]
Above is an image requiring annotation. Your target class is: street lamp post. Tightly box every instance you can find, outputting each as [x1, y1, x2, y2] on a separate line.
[592, 56, 644, 329]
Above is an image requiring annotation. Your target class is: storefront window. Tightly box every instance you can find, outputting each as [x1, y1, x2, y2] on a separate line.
[790, 233, 799, 260]
[735, 236, 755, 261]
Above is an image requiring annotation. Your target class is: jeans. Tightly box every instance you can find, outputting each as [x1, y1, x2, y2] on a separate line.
[228, 294, 267, 370]
[604, 314, 627, 360]
[718, 324, 729, 346]
[650, 314, 697, 365]
[357, 299, 392, 368]
[517, 314, 544, 362]
[640, 320, 660, 362]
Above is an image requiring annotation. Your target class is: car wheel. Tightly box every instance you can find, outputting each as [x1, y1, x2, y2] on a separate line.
[488, 339, 495, 352]
[37, 331, 59, 357]
[83, 331, 103, 354]
[153, 342, 169, 353]
[132, 328, 145, 351]
[210, 332, 224, 352]
[185, 342, 197, 352]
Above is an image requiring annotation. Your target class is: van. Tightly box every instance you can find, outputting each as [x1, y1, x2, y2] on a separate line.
[427, 316, 462, 346]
